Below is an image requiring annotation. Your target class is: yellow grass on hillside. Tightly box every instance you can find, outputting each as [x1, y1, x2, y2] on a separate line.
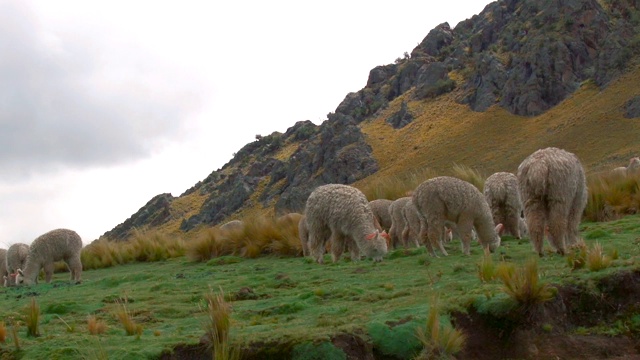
[154, 191, 208, 236]
[359, 64, 640, 195]
[274, 141, 300, 162]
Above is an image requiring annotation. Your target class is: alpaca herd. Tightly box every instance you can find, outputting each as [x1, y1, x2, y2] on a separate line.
[1, 147, 635, 283]
[299, 147, 602, 263]
[2, 228, 83, 287]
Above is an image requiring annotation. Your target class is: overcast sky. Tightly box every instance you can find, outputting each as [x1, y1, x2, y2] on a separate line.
[0, 0, 493, 246]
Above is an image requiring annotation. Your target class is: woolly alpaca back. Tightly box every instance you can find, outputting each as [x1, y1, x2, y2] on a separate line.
[0, 249, 7, 285]
[305, 184, 388, 262]
[369, 199, 393, 231]
[298, 215, 310, 256]
[517, 147, 587, 255]
[5, 243, 29, 286]
[219, 220, 244, 233]
[413, 176, 500, 252]
[401, 199, 422, 248]
[483, 172, 524, 238]
[20, 228, 83, 284]
[629, 157, 640, 174]
[388, 197, 411, 248]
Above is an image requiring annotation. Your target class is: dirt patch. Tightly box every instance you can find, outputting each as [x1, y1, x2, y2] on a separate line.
[454, 269, 640, 360]
[332, 333, 375, 360]
[158, 343, 210, 360]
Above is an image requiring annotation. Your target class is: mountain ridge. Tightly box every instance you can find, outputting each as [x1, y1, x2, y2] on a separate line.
[99, 0, 640, 242]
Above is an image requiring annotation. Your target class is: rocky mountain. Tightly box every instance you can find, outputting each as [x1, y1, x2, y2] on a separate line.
[100, 0, 640, 242]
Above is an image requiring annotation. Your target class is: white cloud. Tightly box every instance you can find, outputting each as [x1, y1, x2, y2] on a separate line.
[0, 0, 493, 244]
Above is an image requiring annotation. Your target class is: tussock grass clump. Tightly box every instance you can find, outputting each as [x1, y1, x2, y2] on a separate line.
[415, 295, 467, 359]
[189, 215, 303, 262]
[81, 238, 133, 270]
[567, 241, 615, 271]
[202, 288, 240, 360]
[586, 242, 613, 271]
[477, 251, 497, 283]
[10, 320, 20, 351]
[129, 228, 185, 262]
[451, 163, 486, 191]
[115, 301, 142, 337]
[495, 258, 556, 309]
[585, 171, 640, 222]
[87, 315, 107, 335]
[25, 297, 40, 337]
[360, 168, 437, 200]
[82, 229, 185, 269]
[0, 321, 6, 343]
[187, 228, 231, 262]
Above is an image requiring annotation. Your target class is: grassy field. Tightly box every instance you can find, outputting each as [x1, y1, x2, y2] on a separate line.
[1, 215, 639, 359]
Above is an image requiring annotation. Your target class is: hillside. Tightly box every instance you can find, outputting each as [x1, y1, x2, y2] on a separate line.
[100, 0, 640, 242]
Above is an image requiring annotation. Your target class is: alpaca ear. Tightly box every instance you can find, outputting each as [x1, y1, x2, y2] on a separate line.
[365, 232, 377, 241]
[380, 230, 391, 244]
[17, 269, 23, 276]
[495, 223, 505, 235]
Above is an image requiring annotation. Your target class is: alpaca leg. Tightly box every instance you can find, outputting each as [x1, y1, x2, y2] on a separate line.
[331, 232, 346, 263]
[524, 201, 546, 256]
[548, 203, 569, 255]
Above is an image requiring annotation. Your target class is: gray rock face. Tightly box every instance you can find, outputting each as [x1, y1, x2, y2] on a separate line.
[270, 113, 378, 214]
[460, 53, 506, 112]
[180, 173, 259, 231]
[386, 101, 414, 129]
[411, 22, 454, 58]
[101, 193, 174, 241]
[624, 96, 640, 119]
[413, 62, 454, 100]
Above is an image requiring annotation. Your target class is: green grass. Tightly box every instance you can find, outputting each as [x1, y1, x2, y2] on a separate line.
[0, 216, 640, 358]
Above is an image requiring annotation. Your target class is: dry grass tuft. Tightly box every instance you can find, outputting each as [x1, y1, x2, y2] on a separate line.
[129, 228, 185, 262]
[451, 163, 486, 191]
[585, 171, 640, 222]
[0, 321, 6, 343]
[415, 295, 467, 359]
[477, 250, 497, 283]
[360, 167, 437, 201]
[87, 315, 107, 335]
[81, 238, 133, 270]
[567, 241, 614, 271]
[202, 288, 241, 360]
[115, 301, 142, 337]
[586, 242, 613, 271]
[187, 228, 231, 262]
[495, 257, 556, 309]
[25, 297, 40, 337]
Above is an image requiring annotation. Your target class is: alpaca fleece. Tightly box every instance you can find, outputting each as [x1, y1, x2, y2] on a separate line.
[517, 147, 587, 256]
[305, 184, 388, 263]
[484, 172, 525, 239]
[17, 229, 83, 285]
[413, 176, 501, 256]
